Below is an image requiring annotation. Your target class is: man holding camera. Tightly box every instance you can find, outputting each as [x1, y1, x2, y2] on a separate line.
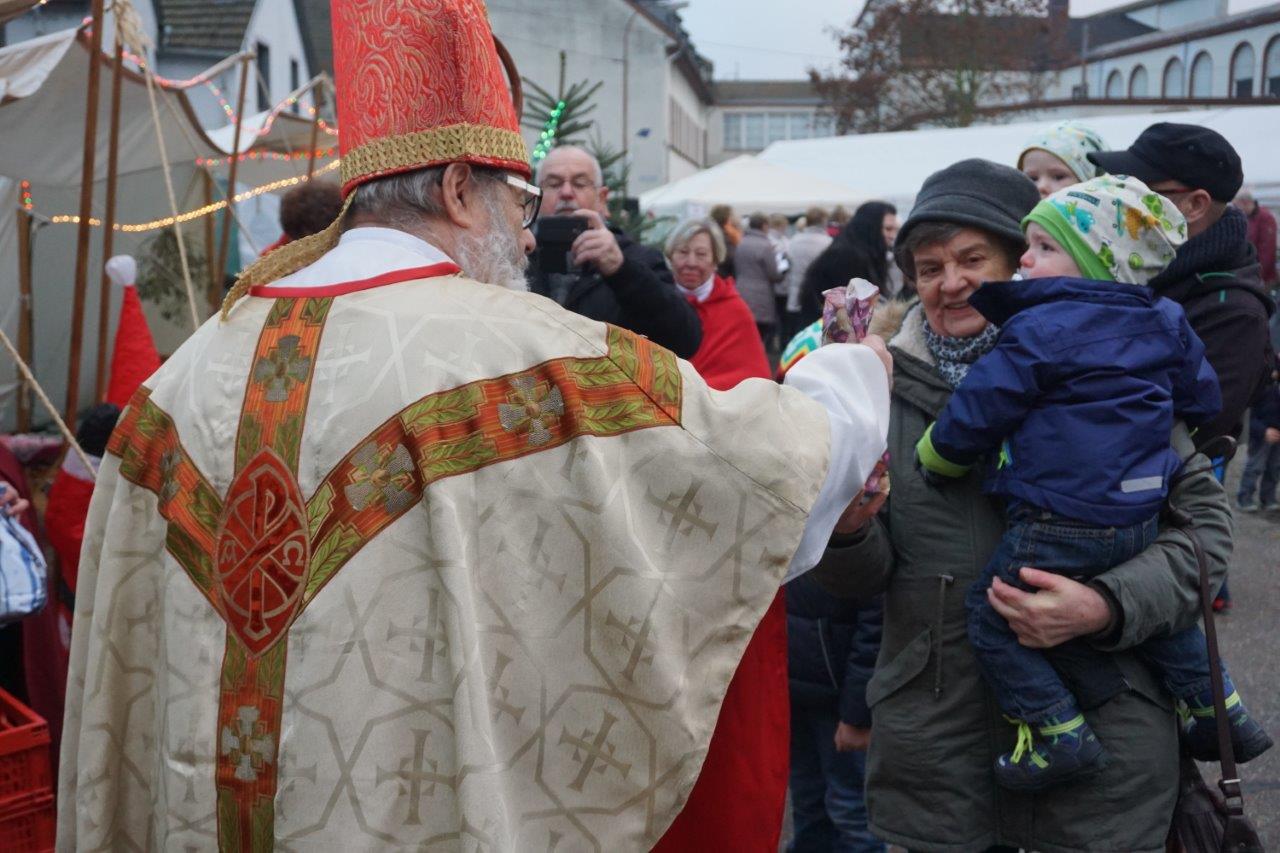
[527, 145, 703, 358]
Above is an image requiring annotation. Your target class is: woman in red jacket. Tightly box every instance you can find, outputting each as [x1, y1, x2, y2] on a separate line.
[665, 219, 772, 391]
[654, 219, 783, 852]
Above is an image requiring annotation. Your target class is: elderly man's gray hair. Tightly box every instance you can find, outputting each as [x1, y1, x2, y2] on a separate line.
[664, 218, 727, 266]
[534, 145, 604, 186]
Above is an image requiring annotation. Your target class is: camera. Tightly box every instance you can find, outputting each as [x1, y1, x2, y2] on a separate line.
[534, 215, 590, 275]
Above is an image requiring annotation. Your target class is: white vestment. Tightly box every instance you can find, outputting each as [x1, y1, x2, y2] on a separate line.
[58, 229, 888, 850]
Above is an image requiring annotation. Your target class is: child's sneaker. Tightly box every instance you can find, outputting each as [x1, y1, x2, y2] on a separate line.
[1182, 689, 1273, 763]
[995, 714, 1109, 791]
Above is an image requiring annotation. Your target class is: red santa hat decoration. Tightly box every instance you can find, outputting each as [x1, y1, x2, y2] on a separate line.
[222, 0, 529, 314]
[104, 254, 162, 407]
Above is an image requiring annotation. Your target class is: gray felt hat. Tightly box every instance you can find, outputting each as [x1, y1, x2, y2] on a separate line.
[895, 158, 1040, 251]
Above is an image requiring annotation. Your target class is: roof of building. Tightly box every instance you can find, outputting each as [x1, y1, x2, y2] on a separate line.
[713, 80, 821, 106]
[1065, 12, 1157, 52]
[295, 0, 332, 77]
[1080, 1, 1280, 62]
[156, 0, 255, 56]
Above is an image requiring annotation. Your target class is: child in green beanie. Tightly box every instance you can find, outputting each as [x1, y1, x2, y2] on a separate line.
[915, 175, 1271, 790]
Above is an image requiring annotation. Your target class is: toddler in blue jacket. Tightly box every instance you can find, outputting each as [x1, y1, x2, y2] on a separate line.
[916, 175, 1271, 790]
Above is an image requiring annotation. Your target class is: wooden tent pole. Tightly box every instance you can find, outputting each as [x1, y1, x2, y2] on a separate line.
[215, 54, 252, 288]
[203, 168, 218, 313]
[94, 34, 125, 402]
[305, 79, 324, 180]
[65, 0, 107, 423]
[15, 195, 33, 433]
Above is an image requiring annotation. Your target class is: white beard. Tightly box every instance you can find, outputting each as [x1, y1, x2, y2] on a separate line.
[456, 190, 529, 292]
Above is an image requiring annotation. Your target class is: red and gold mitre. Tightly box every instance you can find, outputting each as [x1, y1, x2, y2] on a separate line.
[224, 0, 528, 315]
[333, 0, 530, 196]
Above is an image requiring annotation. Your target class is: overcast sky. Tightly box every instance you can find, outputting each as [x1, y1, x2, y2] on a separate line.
[679, 0, 1277, 80]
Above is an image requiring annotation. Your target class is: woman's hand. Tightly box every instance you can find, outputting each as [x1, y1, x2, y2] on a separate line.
[987, 568, 1112, 649]
[860, 334, 893, 389]
[834, 722, 871, 752]
[834, 488, 888, 535]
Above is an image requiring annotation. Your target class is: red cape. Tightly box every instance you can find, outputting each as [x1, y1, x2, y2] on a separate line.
[656, 276, 787, 852]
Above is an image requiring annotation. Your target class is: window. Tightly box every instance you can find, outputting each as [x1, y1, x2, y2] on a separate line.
[1267, 36, 1280, 97]
[289, 59, 300, 113]
[1230, 43, 1255, 98]
[765, 113, 789, 147]
[742, 113, 765, 150]
[1105, 69, 1124, 98]
[724, 113, 743, 149]
[256, 41, 271, 111]
[788, 113, 811, 139]
[1189, 51, 1212, 98]
[1129, 65, 1148, 98]
[1163, 57, 1185, 97]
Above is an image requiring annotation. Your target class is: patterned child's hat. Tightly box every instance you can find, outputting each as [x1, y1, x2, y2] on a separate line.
[1022, 174, 1187, 286]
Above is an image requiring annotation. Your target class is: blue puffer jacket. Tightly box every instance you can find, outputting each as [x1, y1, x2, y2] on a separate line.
[922, 276, 1222, 526]
[785, 573, 882, 727]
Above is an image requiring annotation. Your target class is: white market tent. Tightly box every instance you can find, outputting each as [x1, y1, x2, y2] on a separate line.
[639, 155, 866, 219]
[0, 26, 338, 430]
[758, 106, 1280, 214]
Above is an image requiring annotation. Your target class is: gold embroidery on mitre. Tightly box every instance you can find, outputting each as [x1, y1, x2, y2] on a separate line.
[340, 123, 529, 188]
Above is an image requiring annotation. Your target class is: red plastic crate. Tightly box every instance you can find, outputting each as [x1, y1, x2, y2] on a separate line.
[0, 689, 52, 809]
[0, 792, 55, 852]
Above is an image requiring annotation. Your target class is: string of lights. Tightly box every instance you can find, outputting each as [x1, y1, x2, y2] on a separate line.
[29, 159, 342, 233]
[195, 147, 337, 168]
[19, 181, 34, 211]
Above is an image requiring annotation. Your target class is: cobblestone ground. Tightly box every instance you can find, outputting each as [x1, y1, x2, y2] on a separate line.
[780, 450, 1280, 850]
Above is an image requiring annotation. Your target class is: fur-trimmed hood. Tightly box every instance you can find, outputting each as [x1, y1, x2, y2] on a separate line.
[870, 298, 932, 367]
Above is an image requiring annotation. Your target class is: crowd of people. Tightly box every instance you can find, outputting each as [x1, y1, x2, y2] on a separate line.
[2, 3, 1278, 847]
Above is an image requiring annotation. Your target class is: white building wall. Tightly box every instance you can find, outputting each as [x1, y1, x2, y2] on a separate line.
[487, 0, 676, 195]
[1046, 21, 1280, 100]
[242, 0, 312, 111]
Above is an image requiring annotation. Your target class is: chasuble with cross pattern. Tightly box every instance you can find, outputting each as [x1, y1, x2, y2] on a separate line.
[57, 230, 890, 851]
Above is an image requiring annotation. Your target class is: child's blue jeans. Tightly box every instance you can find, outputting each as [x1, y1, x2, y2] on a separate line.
[966, 507, 1216, 723]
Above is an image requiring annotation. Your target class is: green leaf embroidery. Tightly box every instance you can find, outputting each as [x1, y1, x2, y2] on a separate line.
[650, 350, 683, 412]
[221, 637, 248, 688]
[307, 483, 334, 539]
[608, 327, 640, 376]
[133, 400, 169, 441]
[217, 790, 240, 853]
[236, 417, 263, 471]
[401, 384, 484, 433]
[581, 399, 654, 434]
[166, 524, 213, 592]
[188, 483, 222, 534]
[272, 414, 304, 469]
[264, 299, 293, 328]
[256, 642, 288, 695]
[568, 357, 629, 388]
[299, 297, 333, 326]
[420, 431, 498, 479]
[306, 522, 364, 598]
[251, 798, 275, 852]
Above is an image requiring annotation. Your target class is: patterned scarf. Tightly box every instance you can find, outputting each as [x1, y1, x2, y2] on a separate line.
[924, 322, 1001, 388]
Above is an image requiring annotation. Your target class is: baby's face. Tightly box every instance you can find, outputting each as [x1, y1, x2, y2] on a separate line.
[1021, 149, 1079, 199]
[1020, 223, 1082, 279]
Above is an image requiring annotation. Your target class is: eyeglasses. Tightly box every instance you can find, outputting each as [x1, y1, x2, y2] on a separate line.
[540, 176, 598, 192]
[504, 173, 542, 228]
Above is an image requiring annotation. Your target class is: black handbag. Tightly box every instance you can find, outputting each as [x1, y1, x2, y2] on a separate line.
[1165, 439, 1265, 853]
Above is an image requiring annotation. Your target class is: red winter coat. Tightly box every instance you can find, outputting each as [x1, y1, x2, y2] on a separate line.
[1245, 204, 1277, 285]
[655, 276, 786, 852]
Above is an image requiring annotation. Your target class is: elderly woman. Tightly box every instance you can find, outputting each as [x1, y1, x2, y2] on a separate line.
[665, 219, 772, 390]
[810, 159, 1233, 852]
[1017, 120, 1108, 198]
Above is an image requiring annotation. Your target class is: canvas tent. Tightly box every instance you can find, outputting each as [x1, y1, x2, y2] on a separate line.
[758, 106, 1280, 214]
[0, 26, 337, 430]
[639, 155, 864, 219]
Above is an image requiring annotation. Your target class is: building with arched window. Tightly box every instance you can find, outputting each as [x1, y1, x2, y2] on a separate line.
[1043, 0, 1280, 105]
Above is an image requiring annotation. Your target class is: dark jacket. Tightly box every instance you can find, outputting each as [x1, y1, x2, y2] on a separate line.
[925, 277, 1221, 526]
[1250, 381, 1280, 444]
[800, 225, 887, 321]
[526, 225, 702, 358]
[1150, 206, 1276, 446]
[808, 302, 1233, 853]
[785, 573, 882, 727]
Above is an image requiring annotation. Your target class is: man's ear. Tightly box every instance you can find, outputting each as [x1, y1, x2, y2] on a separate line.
[596, 185, 611, 218]
[1182, 189, 1216, 227]
[439, 162, 480, 229]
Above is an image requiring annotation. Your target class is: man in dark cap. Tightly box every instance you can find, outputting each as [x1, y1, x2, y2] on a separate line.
[1090, 123, 1276, 447]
